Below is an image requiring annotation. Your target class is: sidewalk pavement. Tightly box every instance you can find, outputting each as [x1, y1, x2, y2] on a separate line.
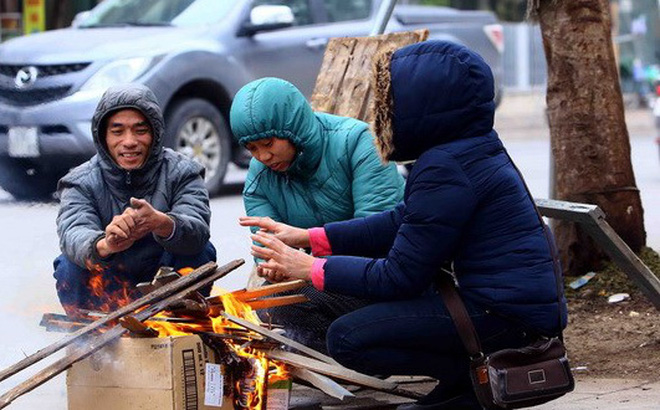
[289, 376, 660, 409]
[536, 377, 660, 410]
[494, 90, 657, 140]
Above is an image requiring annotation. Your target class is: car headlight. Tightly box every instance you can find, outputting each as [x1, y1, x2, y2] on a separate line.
[80, 57, 154, 92]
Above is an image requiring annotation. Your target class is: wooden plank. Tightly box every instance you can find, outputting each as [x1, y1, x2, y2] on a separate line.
[221, 312, 338, 366]
[311, 29, 428, 122]
[290, 368, 354, 400]
[0, 259, 245, 409]
[264, 349, 423, 400]
[311, 38, 357, 115]
[334, 39, 381, 119]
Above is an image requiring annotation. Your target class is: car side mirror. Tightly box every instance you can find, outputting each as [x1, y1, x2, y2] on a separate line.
[238, 5, 294, 37]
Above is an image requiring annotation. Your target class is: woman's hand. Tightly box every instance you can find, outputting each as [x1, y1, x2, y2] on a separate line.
[240, 216, 310, 248]
[250, 231, 315, 282]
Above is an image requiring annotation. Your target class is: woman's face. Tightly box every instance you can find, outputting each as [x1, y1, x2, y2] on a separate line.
[245, 137, 297, 172]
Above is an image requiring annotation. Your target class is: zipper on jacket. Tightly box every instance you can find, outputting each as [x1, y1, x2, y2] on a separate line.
[126, 171, 132, 186]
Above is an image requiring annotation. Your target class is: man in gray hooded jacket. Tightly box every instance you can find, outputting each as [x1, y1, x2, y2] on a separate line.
[53, 84, 216, 315]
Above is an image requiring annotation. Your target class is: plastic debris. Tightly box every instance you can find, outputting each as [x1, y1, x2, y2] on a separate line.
[607, 293, 630, 303]
[629, 311, 640, 317]
[572, 366, 589, 373]
[569, 272, 596, 289]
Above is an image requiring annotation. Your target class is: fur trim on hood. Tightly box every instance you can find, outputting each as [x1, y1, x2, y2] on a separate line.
[370, 49, 395, 163]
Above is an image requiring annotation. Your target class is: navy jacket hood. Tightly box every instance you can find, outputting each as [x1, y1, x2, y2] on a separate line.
[372, 41, 496, 162]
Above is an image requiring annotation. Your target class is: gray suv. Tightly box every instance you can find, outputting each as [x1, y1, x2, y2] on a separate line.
[0, 0, 503, 199]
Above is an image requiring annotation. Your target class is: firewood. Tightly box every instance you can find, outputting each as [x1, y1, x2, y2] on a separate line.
[207, 279, 307, 305]
[0, 259, 244, 408]
[221, 312, 338, 366]
[118, 316, 158, 338]
[246, 294, 309, 310]
[290, 367, 355, 400]
[263, 349, 424, 400]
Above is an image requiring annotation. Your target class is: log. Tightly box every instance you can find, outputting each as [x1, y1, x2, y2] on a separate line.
[0, 259, 244, 409]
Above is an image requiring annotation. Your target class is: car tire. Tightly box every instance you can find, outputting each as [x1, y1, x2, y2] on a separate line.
[0, 159, 58, 201]
[165, 98, 231, 197]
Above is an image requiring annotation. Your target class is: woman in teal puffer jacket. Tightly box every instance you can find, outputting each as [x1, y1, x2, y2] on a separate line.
[231, 77, 404, 352]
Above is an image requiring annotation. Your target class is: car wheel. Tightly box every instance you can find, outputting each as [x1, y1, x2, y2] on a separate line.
[165, 99, 231, 196]
[0, 159, 58, 201]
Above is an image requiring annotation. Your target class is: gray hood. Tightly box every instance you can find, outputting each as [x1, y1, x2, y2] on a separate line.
[91, 83, 165, 194]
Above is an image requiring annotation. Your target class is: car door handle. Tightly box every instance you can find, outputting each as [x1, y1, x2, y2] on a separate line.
[305, 37, 328, 50]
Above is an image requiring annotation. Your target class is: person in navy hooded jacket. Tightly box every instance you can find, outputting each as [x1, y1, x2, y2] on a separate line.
[242, 40, 568, 410]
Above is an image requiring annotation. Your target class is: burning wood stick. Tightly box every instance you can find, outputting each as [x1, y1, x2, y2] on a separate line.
[264, 349, 425, 400]
[221, 312, 338, 366]
[206, 279, 307, 304]
[0, 260, 222, 384]
[119, 316, 159, 337]
[207, 294, 309, 316]
[0, 259, 244, 408]
[245, 294, 309, 310]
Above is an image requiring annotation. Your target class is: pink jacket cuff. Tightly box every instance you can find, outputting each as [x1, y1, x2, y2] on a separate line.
[309, 227, 332, 256]
[310, 258, 326, 291]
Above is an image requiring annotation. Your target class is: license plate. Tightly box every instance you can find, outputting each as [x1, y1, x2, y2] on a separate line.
[8, 127, 39, 158]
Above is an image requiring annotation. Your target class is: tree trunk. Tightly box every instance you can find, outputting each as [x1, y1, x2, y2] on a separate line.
[533, 0, 646, 275]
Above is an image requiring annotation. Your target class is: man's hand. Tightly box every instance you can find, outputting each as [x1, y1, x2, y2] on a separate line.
[239, 216, 310, 248]
[95, 198, 173, 258]
[250, 231, 315, 282]
[130, 197, 174, 239]
[96, 211, 138, 257]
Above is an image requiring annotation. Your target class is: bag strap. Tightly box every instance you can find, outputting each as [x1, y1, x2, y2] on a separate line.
[437, 273, 484, 361]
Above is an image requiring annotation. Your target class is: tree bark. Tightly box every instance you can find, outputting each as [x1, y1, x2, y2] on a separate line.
[533, 0, 646, 275]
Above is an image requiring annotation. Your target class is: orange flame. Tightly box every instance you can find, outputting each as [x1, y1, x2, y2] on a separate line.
[143, 288, 288, 409]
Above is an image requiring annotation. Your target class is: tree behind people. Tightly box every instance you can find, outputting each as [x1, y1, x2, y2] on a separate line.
[528, 0, 646, 275]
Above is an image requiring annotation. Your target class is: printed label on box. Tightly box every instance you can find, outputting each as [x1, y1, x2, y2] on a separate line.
[204, 363, 224, 407]
[266, 388, 290, 410]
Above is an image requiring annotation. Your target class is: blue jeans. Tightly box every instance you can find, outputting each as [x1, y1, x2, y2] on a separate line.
[53, 242, 217, 313]
[327, 292, 534, 392]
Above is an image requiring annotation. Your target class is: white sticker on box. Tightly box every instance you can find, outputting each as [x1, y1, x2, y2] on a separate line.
[204, 363, 223, 407]
[266, 388, 291, 410]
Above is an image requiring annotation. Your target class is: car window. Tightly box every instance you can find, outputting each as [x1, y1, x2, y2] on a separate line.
[252, 0, 313, 26]
[323, 0, 371, 22]
[79, 0, 235, 28]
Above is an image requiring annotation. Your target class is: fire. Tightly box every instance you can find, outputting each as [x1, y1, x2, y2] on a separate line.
[143, 287, 288, 409]
[62, 263, 134, 317]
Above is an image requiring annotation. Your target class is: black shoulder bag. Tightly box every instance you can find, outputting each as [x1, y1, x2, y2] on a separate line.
[438, 272, 574, 409]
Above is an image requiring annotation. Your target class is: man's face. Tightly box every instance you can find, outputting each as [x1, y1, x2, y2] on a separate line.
[245, 137, 297, 172]
[105, 109, 153, 170]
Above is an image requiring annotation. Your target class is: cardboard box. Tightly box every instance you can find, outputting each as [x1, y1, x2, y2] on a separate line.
[67, 335, 233, 410]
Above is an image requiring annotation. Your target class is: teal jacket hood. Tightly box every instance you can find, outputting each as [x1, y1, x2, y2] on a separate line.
[230, 78, 404, 232]
[230, 77, 323, 176]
